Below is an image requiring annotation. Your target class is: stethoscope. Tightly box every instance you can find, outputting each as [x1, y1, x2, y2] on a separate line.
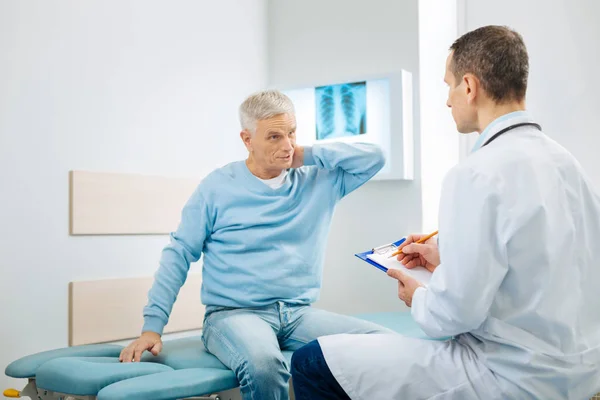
[481, 122, 542, 147]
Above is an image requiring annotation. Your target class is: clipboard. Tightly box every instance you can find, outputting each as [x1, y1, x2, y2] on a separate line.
[354, 238, 406, 273]
[355, 238, 433, 285]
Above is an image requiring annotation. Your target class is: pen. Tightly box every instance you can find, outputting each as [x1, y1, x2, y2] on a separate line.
[388, 230, 438, 258]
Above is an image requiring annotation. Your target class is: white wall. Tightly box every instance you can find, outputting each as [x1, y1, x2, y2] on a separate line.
[463, 0, 600, 189]
[418, 0, 461, 232]
[267, 0, 422, 314]
[0, 0, 268, 391]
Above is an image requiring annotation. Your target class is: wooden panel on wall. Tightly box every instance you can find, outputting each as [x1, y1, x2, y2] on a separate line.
[69, 170, 200, 235]
[69, 273, 204, 346]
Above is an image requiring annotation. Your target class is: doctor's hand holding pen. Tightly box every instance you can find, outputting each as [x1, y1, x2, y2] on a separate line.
[394, 231, 440, 273]
[386, 231, 440, 307]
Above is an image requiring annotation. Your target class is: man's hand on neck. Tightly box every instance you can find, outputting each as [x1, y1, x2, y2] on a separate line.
[291, 146, 304, 169]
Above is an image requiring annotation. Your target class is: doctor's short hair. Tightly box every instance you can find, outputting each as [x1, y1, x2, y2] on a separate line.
[449, 25, 529, 103]
[239, 89, 295, 134]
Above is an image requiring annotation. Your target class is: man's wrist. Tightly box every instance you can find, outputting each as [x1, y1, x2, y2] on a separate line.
[142, 316, 165, 336]
[302, 146, 315, 166]
[142, 330, 161, 338]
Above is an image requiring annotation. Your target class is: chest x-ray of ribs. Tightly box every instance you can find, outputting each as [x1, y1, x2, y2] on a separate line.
[315, 82, 366, 140]
[318, 86, 336, 138]
[340, 84, 359, 135]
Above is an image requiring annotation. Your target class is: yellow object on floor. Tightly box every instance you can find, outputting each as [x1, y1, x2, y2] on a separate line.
[3, 388, 21, 398]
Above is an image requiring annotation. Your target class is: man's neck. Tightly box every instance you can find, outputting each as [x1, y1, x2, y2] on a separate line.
[477, 101, 526, 133]
[245, 158, 284, 180]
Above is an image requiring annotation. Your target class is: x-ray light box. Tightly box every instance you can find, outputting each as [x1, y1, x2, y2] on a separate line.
[282, 71, 414, 180]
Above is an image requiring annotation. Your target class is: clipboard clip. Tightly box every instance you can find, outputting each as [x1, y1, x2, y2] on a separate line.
[371, 243, 398, 255]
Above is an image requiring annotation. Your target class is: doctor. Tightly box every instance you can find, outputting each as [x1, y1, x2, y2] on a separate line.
[290, 25, 600, 399]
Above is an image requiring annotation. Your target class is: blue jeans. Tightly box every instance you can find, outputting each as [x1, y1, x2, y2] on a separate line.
[201, 302, 392, 400]
[291, 339, 350, 400]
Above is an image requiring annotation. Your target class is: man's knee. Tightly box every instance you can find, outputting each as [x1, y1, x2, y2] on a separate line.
[236, 350, 290, 387]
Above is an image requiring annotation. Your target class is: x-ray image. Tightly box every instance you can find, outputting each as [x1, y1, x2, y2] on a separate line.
[315, 81, 367, 140]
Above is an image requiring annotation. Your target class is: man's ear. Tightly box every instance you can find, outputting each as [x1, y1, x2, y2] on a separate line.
[240, 130, 252, 151]
[463, 73, 479, 105]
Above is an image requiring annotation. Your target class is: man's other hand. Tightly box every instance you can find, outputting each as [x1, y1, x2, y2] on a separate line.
[119, 331, 163, 363]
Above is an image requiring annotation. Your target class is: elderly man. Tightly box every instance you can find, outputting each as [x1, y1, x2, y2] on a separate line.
[119, 89, 392, 399]
[291, 25, 600, 400]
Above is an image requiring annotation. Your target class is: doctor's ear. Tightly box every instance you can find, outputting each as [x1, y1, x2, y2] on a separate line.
[463, 73, 479, 105]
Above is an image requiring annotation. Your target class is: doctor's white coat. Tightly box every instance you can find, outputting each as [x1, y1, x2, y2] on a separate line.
[319, 112, 600, 399]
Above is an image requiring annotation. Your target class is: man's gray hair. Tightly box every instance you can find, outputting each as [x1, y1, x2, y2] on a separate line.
[239, 89, 295, 134]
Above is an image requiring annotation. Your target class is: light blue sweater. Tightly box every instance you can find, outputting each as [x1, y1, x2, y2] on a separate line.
[142, 142, 385, 335]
